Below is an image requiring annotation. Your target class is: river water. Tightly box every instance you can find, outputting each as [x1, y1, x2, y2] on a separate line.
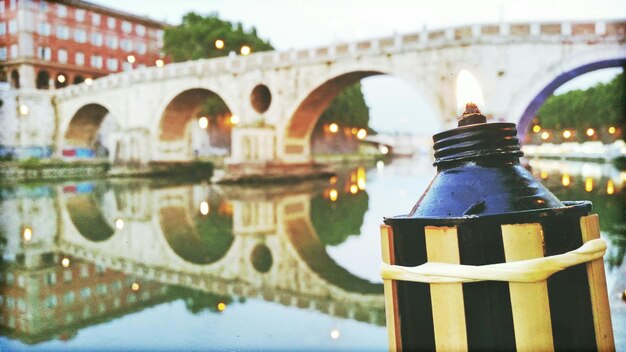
[0, 157, 623, 351]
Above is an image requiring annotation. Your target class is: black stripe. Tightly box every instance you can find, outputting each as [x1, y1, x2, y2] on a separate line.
[391, 222, 435, 351]
[542, 214, 597, 351]
[458, 221, 517, 351]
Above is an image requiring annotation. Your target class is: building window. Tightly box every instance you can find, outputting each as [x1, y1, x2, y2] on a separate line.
[63, 291, 75, 304]
[105, 35, 118, 49]
[58, 48, 68, 63]
[39, 1, 47, 11]
[97, 283, 107, 295]
[91, 55, 103, 68]
[8, 19, 17, 34]
[80, 265, 89, 278]
[121, 21, 132, 33]
[74, 29, 87, 43]
[46, 295, 57, 308]
[91, 32, 103, 46]
[92, 13, 101, 25]
[17, 275, 24, 288]
[37, 22, 50, 36]
[0, 47, 7, 61]
[63, 269, 72, 282]
[75, 52, 85, 66]
[106, 58, 118, 71]
[9, 0, 16, 10]
[56, 25, 69, 40]
[136, 42, 147, 55]
[9, 44, 17, 59]
[75, 9, 85, 22]
[136, 24, 145, 36]
[37, 46, 51, 61]
[107, 17, 115, 29]
[0, 2, 4, 15]
[45, 272, 57, 285]
[6, 272, 14, 285]
[123, 62, 132, 71]
[0, 22, 5, 36]
[80, 287, 91, 298]
[120, 39, 132, 52]
[57, 4, 67, 18]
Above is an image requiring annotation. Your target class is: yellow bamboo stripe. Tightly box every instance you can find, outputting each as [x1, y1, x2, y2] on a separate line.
[501, 223, 554, 352]
[380, 224, 400, 352]
[580, 215, 615, 351]
[425, 226, 467, 351]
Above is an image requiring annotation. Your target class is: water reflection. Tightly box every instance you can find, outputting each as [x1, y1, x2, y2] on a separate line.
[0, 167, 384, 348]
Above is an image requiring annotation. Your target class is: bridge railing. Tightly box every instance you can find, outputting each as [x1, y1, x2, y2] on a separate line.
[54, 19, 625, 100]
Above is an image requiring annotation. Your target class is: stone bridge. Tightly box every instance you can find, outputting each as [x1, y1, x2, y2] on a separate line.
[5, 19, 625, 165]
[54, 182, 385, 325]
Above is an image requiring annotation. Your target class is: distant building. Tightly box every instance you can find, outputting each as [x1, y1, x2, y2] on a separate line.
[0, 0, 166, 89]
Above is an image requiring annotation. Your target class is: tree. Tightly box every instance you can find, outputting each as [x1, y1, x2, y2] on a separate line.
[319, 83, 371, 129]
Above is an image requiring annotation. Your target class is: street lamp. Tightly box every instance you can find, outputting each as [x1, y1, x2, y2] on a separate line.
[215, 39, 225, 49]
[240, 45, 251, 56]
[155, 59, 164, 67]
[127, 55, 136, 64]
[329, 123, 339, 133]
[198, 117, 209, 129]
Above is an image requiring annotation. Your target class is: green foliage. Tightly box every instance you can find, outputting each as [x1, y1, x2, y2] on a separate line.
[319, 83, 371, 129]
[166, 285, 233, 314]
[310, 191, 369, 246]
[538, 72, 625, 130]
[163, 12, 273, 62]
[194, 204, 234, 262]
[200, 95, 230, 117]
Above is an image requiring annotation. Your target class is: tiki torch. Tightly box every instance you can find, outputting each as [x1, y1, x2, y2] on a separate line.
[380, 103, 614, 351]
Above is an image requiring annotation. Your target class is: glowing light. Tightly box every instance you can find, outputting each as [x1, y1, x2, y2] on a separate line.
[84, 78, 93, 85]
[131, 282, 140, 291]
[540, 171, 548, 179]
[127, 55, 136, 64]
[357, 167, 366, 190]
[455, 69, 485, 114]
[155, 59, 164, 67]
[532, 125, 541, 133]
[356, 128, 367, 140]
[541, 131, 550, 140]
[351, 127, 358, 135]
[350, 184, 358, 194]
[230, 115, 240, 125]
[329, 189, 338, 202]
[329, 176, 338, 185]
[215, 39, 225, 49]
[379, 145, 389, 155]
[561, 174, 570, 187]
[606, 180, 614, 195]
[585, 177, 593, 192]
[240, 45, 251, 55]
[329, 123, 339, 133]
[23, 227, 32, 242]
[115, 218, 124, 230]
[200, 201, 209, 215]
[57, 74, 66, 83]
[217, 302, 226, 311]
[18, 104, 29, 116]
[586, 128, 595, 137]
[61, 257, 70, 268]
[562, 130, 572, 139]
[198, 117, 209, 129]
[330, 329, 340, 340]
[376, 160, 385, 171]
[608, 126, 616, 134]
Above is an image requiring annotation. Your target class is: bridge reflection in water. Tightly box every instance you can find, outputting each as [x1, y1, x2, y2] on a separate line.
[0, 166, 384, 347]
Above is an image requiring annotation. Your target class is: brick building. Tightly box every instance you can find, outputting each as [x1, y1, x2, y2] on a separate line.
[0, 0, 166, 90]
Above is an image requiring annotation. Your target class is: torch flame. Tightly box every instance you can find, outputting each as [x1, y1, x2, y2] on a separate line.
[456, 69, 485, 115]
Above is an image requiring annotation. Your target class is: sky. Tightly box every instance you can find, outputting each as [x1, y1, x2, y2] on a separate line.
[91, 0, 626, 134]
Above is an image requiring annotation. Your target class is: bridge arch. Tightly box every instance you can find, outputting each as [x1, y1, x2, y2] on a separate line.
[511, 49, 626, 138]
[63, 103, 120, 150]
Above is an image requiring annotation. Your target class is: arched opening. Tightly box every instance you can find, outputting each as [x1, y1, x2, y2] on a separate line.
[159, 198, 234, 265]
[159, 88, 234, 157]
[250, 84, 272, 113]
[10, 70, 19, 89]
[518, 59, 626, 140]
[55, 72, 68, 88]
[66, 194, 115, 242]
[36, 70, 50, 89]
[64, 103, 118, 159]
[73, 75, 85, 84]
